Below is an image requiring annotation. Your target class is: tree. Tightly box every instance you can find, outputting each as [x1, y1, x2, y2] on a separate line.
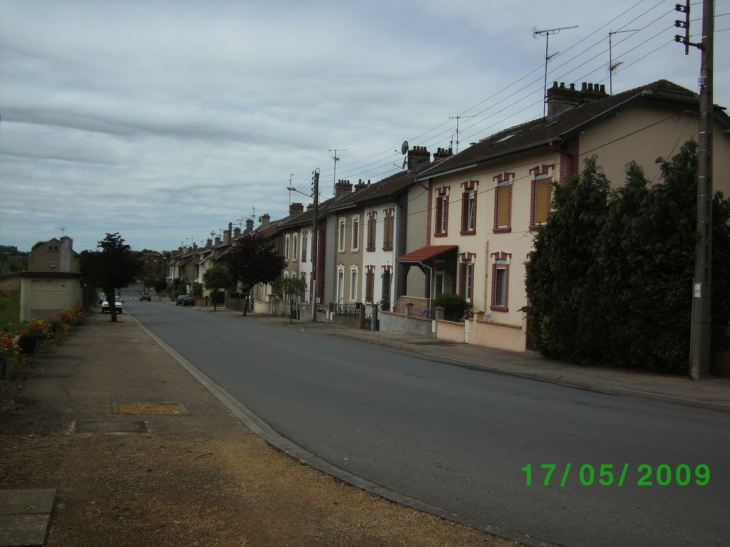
[220, 233, 287, 315]
[525, 141, 730, 372]
[273, 277, 307, 322]
[202, 263, 232, 311]
[80, 233, 142, 322]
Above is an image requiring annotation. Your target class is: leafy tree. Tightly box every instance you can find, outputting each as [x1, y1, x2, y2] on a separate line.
[273, 277, 307, 322]
[202, 263, 232, 311]
[80, 233, 142, 322]
[220, 233, 286, 315]
[153, 278, 168, 299]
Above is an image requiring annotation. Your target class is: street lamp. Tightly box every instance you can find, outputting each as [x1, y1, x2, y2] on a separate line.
[286, 172, 320, 321]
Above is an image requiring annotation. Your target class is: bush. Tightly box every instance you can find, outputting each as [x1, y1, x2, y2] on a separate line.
[433, 293, 469, 322]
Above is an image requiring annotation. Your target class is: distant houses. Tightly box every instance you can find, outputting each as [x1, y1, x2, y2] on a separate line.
[167, 79, 730, 353]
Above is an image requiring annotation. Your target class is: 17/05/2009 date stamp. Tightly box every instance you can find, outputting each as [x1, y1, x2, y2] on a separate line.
[522, 463, 710, 487]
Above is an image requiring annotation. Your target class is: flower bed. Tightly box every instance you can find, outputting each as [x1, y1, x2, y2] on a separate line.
[1, 305, 85, 375]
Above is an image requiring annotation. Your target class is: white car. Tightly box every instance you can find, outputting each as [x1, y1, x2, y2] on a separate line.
[101, 296, 123, 313]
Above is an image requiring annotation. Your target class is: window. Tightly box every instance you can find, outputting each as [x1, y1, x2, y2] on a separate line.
[493, 173, 513, 233]
[435, 188, 449, 237]
[352, 216, 360, 251]
[350, 267, 358, 302]
[300, 272, 307, 301]
[301, 232, 308, 262]
[383, 208, 394, 251]
[338, 218, 346, 252]
[461, 181, 478, 235]
[381, 268, 391, 303]
[284, 235, 291, 260]
[292, 233, 298, 261]
[530, 166, 554, 229]
[490, 252, 511, 311]
[367, 212, 377, 251]
[337, 267, 345, 303]
[365, 266, 375, 302]
[459, 256, 475, 304]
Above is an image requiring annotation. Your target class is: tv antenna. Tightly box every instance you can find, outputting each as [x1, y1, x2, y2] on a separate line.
[288, 173, 300, 205]
[533, 25, 577, 117]
[608, 29, 638, 95]
[59, 226, 66, 237]
[399, 140, 409, 169]
[329, 149, 346, 194]
[449, 116, 475, 154]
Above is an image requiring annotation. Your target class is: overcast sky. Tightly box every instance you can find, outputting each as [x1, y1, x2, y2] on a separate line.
[2, 0, 728, 253]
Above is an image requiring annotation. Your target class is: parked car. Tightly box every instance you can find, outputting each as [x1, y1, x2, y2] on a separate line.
[176, 294, 186, 305]
[101, 296, 123, 313]
[179, 295, 196, 307]
[140, 292, 152, 302]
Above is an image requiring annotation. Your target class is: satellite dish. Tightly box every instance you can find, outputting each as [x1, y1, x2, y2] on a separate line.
[401, 140, 409, 155]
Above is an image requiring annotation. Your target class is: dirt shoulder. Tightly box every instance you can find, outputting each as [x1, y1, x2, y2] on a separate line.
[0, 311, 522, 547]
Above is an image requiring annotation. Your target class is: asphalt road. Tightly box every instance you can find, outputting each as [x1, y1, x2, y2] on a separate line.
[124, 294, 730, 547]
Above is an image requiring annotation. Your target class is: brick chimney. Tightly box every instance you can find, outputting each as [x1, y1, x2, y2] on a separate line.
[260, 214, 271, 228]
[335, 180, 353, 199]
[580, 82, 608, 103]
[245, 218, 254, 233]
[547, 82, 581, 117]
[433, 147, 453, 161]
[290, 202, 304, 216]
[407, 146, 430, 169]
[354, 179, 370, 192]
[547, 81, 609, 117]
[234, 226, 241, 238]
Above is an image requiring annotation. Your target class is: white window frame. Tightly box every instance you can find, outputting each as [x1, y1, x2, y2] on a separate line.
[350, 266, 359, 302]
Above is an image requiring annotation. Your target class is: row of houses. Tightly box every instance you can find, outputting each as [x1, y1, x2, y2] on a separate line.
[168, 79, 730, 352]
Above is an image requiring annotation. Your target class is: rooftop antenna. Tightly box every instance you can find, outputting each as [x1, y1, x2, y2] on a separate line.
[236, 218, 244, 228]
[399, 140, 409, 169]
[251, 207, 256, 220]
[449, 116, 475, 154]
[59, 226, 66, 237]
[533, 25, 577, 117]
[288, 173, 300, 205]
[329, 149, 346, 194]
[608, 29, 639, 95]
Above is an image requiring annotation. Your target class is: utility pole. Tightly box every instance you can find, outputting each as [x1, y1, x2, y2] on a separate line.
[676, 0, 714, 379]
[449, 115, 475, 153]
[329, 149, 346, 194]
[311, 169, 320, 322]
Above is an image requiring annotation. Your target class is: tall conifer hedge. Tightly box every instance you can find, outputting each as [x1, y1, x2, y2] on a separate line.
[525, 141, 730, 372]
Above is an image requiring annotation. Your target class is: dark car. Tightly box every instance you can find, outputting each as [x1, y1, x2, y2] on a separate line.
[140, 292, 152, 302]
[179, 295, 195, 307]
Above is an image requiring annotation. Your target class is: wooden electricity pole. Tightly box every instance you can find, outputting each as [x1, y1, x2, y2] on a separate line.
[684, 0, 714, 379]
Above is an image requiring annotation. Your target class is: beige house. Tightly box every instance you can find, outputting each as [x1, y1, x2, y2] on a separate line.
[20, 236, 82, 321]
[410, 80, 730, 352]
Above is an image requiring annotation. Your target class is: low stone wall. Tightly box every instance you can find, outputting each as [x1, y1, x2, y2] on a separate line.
[392, 296, 430, 317]
[436, 320, 465, 343]
[470, 318, 525, 352]
[379, 311, 433, 337]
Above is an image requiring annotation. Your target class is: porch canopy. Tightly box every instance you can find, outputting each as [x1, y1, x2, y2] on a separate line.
[396, 245, 458, 263]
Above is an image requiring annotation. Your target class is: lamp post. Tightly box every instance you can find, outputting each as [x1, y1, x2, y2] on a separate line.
[287, 169, 320, 321]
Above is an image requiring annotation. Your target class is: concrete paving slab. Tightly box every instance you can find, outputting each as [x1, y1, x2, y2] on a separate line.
[0, 489, 55, 547]
[74, 419, 147, 433]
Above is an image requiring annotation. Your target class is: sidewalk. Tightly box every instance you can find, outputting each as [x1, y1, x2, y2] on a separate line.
[0, 310, 525, 547]
[209, 306, 730, 413]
